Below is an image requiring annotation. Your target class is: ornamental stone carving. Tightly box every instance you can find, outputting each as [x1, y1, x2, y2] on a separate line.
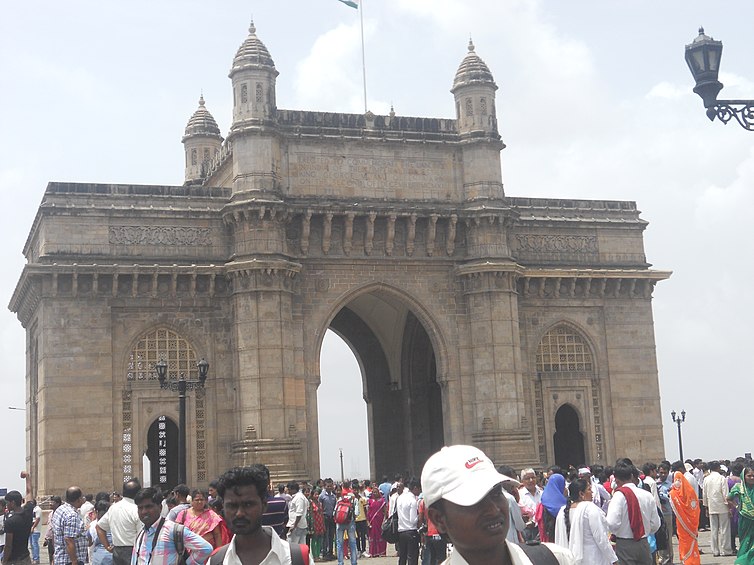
[514, 234, 598, 254]
[109, 226, 212, 246]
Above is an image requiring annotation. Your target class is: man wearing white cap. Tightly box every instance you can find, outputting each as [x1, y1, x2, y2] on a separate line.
[421, 445, 574, 565]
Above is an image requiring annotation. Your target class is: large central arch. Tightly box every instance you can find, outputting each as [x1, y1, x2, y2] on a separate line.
[314, 285, 447, 479]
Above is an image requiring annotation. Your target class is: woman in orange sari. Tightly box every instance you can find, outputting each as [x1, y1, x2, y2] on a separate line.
[176, 489, 224, 549]
[670, 471, 701, 564]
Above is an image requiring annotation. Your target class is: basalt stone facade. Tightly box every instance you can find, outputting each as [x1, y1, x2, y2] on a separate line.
[10, 23, 670, 497]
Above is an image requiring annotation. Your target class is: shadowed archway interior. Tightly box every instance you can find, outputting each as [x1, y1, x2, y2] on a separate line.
[554, 404, 585, 469]
[146, 416, 179, 490]
[326, 291, 444, 479]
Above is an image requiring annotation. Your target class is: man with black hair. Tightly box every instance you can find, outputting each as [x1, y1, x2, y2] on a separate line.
[165, 485, 190, 521]
[2, 471, 35, 565]
[286, 482, 308, 546]
[422, 445, 573, 564]
[96, 478, 142, 565]
[396, 479, 421, 565]
[318, 479, 337, 560]
[214, 465, 314, 564]
[51, 486, 87, 565]
[496, 466, 525, 545]
[132, 487, 211, 565]
[44, 497, 62, 564]
[605, 459, 659, 565]
[261, 484, 289, 540]
[703, 460, 732, 556]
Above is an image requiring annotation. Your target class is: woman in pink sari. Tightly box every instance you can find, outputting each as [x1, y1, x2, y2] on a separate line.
[176, 489, 224, 549]
[367, 488, 387, 557]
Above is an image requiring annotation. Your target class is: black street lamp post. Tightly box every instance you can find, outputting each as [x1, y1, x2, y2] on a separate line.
[685, 28, 754, 130]
[155, 358, 209, 485]
[671, 409, 686, 462]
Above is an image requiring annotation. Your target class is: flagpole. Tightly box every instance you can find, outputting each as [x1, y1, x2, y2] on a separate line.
[359, 0, 368, 112]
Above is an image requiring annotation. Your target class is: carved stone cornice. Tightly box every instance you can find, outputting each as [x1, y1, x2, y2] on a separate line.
[9, 264, 231, 321]
[225, 258, 301, 294]
[456, 261, 524, 294]
[517, 268, 672, 299]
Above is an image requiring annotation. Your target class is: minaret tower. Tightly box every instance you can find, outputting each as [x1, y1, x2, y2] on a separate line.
[451, 39, 505, 201]
[181, 95, 223, 185]
[227, 20, 280, 196]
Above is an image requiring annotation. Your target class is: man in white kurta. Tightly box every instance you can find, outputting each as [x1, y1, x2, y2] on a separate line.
[702, 461, 732, 556]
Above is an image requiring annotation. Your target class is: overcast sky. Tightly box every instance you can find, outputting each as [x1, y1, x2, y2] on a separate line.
[2, 0, 753, 493]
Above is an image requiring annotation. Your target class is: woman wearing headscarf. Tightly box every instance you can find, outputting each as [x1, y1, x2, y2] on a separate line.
[536, 473, 567, 542]
[728, 465, 754, 564]
[554, 479, 617, 564]
[670, 470, 701, 565]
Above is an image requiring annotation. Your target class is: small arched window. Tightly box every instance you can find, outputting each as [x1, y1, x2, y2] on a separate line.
[241, 84, 248, 104]
[127, 327, 199, 382]
[536, 325, 593, 372]
[191, 149, 197, 166]
[465, 98, 473, 116]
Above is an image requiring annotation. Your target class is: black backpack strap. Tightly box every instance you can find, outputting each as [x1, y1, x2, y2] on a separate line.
[209, 544, 230, 565]
[520, 542, 559, 565]
[291, 543, 304, 565]
[172, 524, 185, 556]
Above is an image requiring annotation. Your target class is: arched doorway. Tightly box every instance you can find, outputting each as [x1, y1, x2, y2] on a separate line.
[146, 415, 179, 490]
[321, 290, 445, 479]
[553, 404, 585, 469]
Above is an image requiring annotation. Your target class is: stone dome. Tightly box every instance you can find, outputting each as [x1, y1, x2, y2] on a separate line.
[230, 21, 278, 77]
[184, 96, 222, 138]
[452, 39, 497, 93]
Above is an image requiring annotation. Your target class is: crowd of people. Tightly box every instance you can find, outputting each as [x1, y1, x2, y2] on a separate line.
[1, 452, 753, 565]
[490, 455, 754, 565]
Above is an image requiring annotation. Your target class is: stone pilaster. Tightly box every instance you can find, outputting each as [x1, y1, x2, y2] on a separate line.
[227, 260, 307, 480]
[457, 261, 535, 463]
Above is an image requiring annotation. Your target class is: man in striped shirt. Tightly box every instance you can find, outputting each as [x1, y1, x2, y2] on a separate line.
[130, 488, 211, 565]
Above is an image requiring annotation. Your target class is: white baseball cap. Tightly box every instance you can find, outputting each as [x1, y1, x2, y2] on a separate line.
[421, 445, 518, 508]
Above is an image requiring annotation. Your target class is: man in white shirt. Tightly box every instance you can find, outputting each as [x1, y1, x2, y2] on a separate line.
[215, 464, 315, 565]
[605, 459, 660, 565]
[96, 479, 142, 565]
[422, 445, 574, 565]
[396, 479, 421, 565]
[517, 468, 541, 542]
[703, 460, 732, 556]
[285, 482, 309, 546]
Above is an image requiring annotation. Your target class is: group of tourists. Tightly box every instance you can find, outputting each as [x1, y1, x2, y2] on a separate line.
[3, 450, 754, 565]
[500, 455, 754, 565]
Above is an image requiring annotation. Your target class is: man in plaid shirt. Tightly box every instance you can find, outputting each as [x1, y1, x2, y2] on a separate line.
[130, 488, 211, 565]
[51, 487, 88, 565]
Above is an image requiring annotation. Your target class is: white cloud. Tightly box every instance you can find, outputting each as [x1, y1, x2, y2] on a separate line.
[647, 81, 688, 100]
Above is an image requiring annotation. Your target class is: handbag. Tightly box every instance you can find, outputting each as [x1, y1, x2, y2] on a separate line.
[381, 510, 399, 543]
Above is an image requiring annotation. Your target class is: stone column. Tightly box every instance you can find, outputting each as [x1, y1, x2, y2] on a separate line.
[228, 261, 307, 480]
[457, 262, 534, 464]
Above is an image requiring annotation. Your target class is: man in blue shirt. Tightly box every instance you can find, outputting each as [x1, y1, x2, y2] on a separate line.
[318, 479, 337, 560]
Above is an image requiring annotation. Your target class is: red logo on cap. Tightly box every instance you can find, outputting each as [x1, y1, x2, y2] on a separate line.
[465, 457, 482, 469]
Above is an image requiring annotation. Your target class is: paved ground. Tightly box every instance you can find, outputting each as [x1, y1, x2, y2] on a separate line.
[322, 529, 740, 564]
[36, 528, 740, 564]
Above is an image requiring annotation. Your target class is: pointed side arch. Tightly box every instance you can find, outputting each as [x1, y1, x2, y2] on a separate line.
[533, 321, 605, 467]
[121, 326, 207, 484]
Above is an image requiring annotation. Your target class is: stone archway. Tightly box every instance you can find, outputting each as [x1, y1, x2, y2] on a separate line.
[323, 290, 445, 479]
[553, 404, 585, 468]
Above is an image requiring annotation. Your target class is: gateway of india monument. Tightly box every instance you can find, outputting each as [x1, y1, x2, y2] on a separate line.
[10, 22, 670, 496]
